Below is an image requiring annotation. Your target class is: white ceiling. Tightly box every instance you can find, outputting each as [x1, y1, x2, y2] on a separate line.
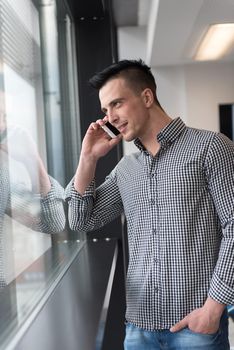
[124, 0, 234, 67]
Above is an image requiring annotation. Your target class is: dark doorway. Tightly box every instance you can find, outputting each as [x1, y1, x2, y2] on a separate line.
[219, 104, 234, 141]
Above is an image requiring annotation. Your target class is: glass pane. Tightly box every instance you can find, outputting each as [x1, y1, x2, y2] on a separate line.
[0, 0, 67, 287]
[0, 0, 67, 336]
[0, 0, 84, 347]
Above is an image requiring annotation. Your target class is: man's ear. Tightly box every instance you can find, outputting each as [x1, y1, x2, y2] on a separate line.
[142, 88, 154, 108]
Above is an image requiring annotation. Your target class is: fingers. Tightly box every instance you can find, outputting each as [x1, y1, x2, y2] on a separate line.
[170, 316, 188, 333]
[88, 118, 106, 131]
[87, 118, 121, 145]
[109, 133, 122, 146]
[96, 116, 112, 127]
[94, 116, 110, 126]
[86, 122, 101, 135]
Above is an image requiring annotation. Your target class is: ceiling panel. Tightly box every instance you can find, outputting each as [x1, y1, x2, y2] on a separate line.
[111, 0, 234, 66]
[147, 0, 234, 66]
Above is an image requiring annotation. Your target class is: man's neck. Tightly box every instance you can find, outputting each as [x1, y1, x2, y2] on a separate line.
[140, 107, 172, 156]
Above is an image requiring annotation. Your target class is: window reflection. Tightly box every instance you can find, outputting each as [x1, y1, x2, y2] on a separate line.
[0, 0, 66, 287]
[0, 0, 83, 347]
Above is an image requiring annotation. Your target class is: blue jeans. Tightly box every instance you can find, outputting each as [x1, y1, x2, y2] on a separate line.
[124, 312, 230, 350]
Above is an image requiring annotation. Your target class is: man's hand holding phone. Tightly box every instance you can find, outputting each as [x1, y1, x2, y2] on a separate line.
[81, 117, 122, 161]
[74, 117, 122, 195]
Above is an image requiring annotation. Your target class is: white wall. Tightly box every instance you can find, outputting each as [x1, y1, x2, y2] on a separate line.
[117, 27, 147, 154]
[154, 61, 234, 131]
[118, 26, 147, 62]
[117, 27, 234, 154]
[153, 66, 187, 123]
[184, 62, 234, 131]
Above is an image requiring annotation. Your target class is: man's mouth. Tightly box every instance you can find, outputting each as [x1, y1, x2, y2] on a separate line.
[117, 122, 128, 133]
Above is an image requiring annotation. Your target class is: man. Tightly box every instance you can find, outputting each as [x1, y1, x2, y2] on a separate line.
[0, 122, 66, 287]
[0, 123, 65, 234]
[65, 59, 233, 349]
[0, 97, 65, 235]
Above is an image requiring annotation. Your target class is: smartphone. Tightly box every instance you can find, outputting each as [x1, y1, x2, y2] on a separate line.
[101, 121, 120, 138]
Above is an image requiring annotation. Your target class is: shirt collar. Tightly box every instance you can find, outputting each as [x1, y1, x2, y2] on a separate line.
[134, 117, 186, 153]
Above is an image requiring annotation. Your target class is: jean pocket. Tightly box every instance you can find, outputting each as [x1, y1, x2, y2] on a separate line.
[184, 326, 221, 338]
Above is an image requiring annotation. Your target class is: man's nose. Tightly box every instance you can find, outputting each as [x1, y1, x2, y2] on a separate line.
[108, 110, 119, 125]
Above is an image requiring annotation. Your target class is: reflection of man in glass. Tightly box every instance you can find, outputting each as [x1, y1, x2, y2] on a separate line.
[0, 107, 65, 286]
[0, 110, 65, 231]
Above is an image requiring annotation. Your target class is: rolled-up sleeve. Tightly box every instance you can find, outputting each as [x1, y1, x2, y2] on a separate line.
[65, 167, 123, 232]
[206, 133, 234, 304]
[40, 176, 66, 233]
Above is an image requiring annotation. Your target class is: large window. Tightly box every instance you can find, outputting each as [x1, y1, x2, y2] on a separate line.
[0, 0, 82, 347]
[0, 0, 57, 285]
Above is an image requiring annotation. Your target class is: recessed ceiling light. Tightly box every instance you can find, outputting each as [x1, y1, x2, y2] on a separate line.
[195, 23, 234, 61]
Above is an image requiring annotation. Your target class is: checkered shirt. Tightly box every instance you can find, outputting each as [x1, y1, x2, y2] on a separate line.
[66, 117, 234, 330]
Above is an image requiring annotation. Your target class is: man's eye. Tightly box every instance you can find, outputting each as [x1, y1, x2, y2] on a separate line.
[114, 101, 121, 107]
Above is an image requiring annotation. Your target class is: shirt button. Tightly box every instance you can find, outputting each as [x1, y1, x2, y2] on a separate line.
[152, 229, 156, 234]
[154, 287, 159, 293]
[154, 258, 159, 263]
[151, 199, 155, 205]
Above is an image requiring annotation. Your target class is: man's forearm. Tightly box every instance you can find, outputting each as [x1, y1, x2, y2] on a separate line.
[74, 155, 98, 195]
[204, 296, 226, 318]
[26, 157, 51, 196]
[38, 160, 51, 196]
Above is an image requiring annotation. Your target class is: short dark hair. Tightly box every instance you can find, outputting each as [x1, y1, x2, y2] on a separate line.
[89, 59, 163, 109]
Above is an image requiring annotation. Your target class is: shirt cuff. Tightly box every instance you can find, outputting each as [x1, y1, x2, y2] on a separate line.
[208, 271, 234, 305]
[41, 176, 64, 203]
[65, 178, 96, 201]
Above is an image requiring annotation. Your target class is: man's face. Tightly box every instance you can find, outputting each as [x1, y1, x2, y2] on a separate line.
[99, 77, 150, 142]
